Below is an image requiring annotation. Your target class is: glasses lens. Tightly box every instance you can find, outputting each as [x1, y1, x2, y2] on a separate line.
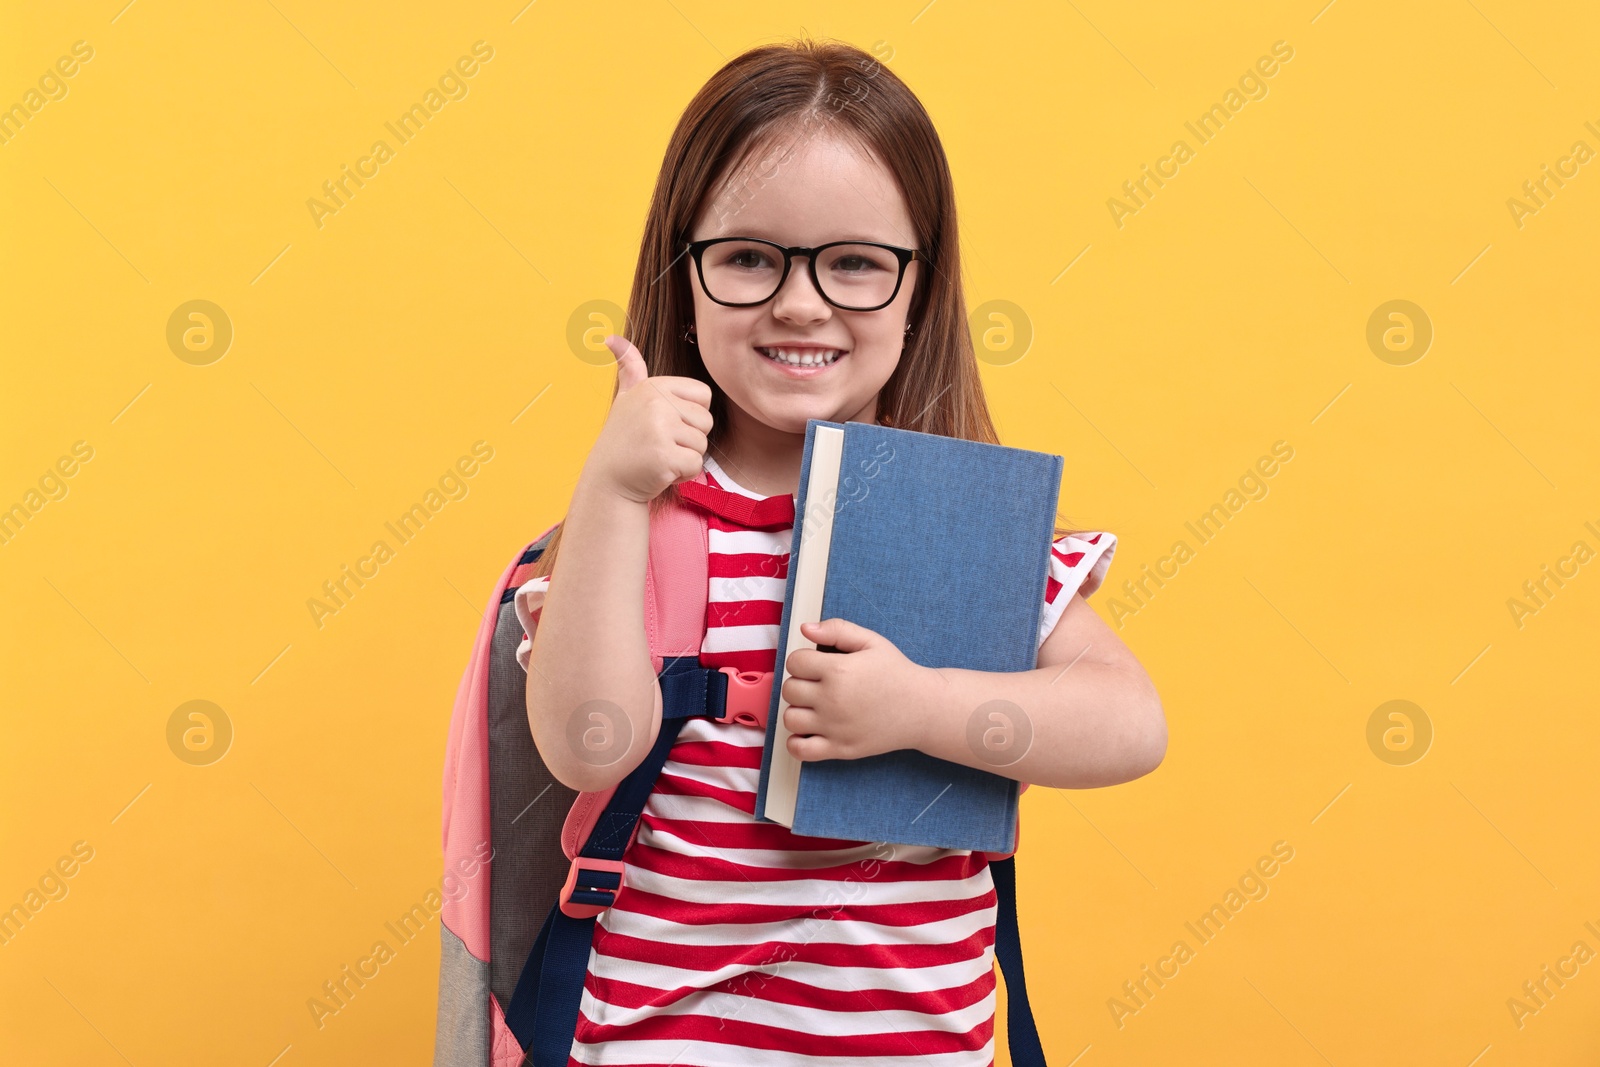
[700, 240, 786, 305]
[699, 241, 902, 309]
[815, 244, 902, 309]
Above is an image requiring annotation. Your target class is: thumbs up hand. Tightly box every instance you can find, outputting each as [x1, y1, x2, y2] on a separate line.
[582, 334, 715, 505]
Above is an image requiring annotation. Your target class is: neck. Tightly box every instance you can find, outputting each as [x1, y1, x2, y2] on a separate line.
[709, 425, 803, 497]
[715, 395, 880, 496]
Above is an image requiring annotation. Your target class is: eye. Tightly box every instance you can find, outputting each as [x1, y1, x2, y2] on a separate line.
[728, 250, 770, 269]
[823, 246, 894, 273]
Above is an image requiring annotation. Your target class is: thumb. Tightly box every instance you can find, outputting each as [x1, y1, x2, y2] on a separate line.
[606, 334, 648, 393]
[801, 618, 877, 653]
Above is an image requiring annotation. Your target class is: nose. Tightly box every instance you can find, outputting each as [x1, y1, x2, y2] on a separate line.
[771, 254, 830, 324]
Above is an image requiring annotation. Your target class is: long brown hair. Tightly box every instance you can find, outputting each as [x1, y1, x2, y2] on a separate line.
[533, 36, 1084, 578]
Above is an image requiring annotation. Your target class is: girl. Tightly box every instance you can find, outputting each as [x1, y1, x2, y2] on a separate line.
[516, 37, 1165, 1067]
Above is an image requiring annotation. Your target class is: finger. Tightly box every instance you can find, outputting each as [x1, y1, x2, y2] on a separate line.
[781, 675, 821, 706]
[677, 397, 715, 436]
[606, 335, 649, 393]
[782, 704, 819, 736]
[800, 618, 877, 654]
[672, 424, 709, 457]
[667, 390, 713, 435]
[662, 375, 714, 409]
[786, 732, 830, 763]
[669, 444, 707, 485]
[784, 648, 828, 682]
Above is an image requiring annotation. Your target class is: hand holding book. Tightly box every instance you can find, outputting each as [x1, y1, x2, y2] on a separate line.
[779, 617, 937, 764]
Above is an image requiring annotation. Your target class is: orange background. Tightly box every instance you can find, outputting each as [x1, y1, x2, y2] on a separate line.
[2, 1, 1597, 1064]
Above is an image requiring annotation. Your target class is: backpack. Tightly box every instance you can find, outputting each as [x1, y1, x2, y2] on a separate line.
[434, 471, 1050, 1066]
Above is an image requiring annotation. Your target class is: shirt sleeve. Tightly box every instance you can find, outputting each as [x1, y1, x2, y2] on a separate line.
[512, 574, 551, 674]
[1037, 531, 1117, 649]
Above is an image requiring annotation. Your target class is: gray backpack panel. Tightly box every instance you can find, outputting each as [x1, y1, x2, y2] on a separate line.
[486, 529, 579, 1012]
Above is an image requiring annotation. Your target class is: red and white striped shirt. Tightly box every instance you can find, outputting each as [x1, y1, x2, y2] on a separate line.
[514, 454, 1116, 1066]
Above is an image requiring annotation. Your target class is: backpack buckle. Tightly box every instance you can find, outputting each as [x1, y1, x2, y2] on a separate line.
[715, 667, 771, 729]
[558, 856, 626, 919]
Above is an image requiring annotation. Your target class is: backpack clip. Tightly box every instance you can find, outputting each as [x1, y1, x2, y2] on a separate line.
[558, 856, 626, 919]
[714, 667, 772, 729]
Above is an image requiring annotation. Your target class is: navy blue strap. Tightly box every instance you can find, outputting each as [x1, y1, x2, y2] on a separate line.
[506, 658, 1048, 1065]
[990, 854, 1047, 1066]
[505, 658, 731, 1063]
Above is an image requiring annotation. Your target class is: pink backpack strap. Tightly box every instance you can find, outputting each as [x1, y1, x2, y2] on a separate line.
[645, 476, 715, 671]
[558, 479, 711, 861]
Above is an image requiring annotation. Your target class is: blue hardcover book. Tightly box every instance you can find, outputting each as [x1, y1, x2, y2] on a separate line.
[753, 419, 1064, 853]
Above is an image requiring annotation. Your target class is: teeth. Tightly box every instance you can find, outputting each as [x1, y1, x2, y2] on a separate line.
[758, 347, 844, 366]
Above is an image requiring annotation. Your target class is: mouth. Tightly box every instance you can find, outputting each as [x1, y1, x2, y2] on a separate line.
[754, 345, 848, 373]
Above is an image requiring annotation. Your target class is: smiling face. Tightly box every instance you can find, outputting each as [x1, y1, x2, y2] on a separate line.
[684, 129, 921, 492]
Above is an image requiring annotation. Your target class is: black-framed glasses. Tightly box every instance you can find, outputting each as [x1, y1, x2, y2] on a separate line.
[680, 234, 923, 312]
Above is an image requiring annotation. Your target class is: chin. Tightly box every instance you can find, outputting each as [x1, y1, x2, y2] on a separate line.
[784, 395, 876, 428]
[760, 409, 828, 435]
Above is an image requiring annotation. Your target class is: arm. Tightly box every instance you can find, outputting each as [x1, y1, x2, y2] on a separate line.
[909, 591, 1166, 789]
[784, 593, 1166, 790]
[524, 332, 710, 793]
[524, 467, 664, 794]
